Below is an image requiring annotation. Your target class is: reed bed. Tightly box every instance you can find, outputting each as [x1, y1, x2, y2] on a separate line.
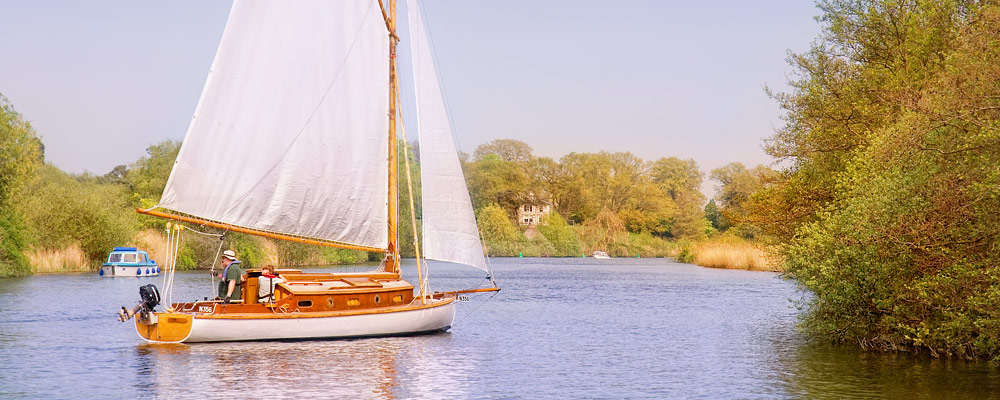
[692, 239, 781, 272]
[133, 229, 170, 265]
[27, 244, 89, 273]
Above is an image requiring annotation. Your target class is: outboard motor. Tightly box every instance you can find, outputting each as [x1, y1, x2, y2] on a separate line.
[118, 284, 161, 322]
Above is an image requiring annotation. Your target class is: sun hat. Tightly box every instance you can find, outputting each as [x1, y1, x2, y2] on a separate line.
[222, 249, 236, 260]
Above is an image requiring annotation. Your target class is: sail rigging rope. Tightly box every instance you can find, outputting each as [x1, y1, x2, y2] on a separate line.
[395, 92, 429, 300]
[168, 224, 225, 298]
[452, 289, 500, 327]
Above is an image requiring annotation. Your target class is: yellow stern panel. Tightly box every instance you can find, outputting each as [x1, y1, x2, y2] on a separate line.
[135, 313, 193, 343]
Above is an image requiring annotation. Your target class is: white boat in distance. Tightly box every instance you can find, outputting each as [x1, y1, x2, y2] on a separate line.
[119, 0, 498, 343]
[592, 251, 611, 259]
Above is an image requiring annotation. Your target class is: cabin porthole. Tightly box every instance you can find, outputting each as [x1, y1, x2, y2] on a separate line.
[374, 294, 381, 304]
[297, 300, 313, 308]
[326, 298, 334, 309]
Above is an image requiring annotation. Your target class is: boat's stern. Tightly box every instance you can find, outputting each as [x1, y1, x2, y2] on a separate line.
[135, 312, 193, 343]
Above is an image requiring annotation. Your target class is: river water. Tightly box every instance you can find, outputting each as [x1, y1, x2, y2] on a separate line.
[1, 258, 998, 399]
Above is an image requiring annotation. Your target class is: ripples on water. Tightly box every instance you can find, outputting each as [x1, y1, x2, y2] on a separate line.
[1, 258, 999, 399]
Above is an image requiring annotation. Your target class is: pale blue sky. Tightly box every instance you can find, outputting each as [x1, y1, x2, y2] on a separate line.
[0, 1, 820, 197]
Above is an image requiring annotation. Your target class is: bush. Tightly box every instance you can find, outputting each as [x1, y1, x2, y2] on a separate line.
[19, 165, 139, 265]
[228, 233, 266, 268]
[538, 212, 582, 256]
[0, 212, 31, 277]
[477, 204, 523, 256]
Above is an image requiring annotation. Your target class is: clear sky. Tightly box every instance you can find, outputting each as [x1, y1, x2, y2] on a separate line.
[0, 1, 820, 197]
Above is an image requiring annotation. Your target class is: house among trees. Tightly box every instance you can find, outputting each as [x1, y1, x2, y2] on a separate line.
[517, 201, 551, 226]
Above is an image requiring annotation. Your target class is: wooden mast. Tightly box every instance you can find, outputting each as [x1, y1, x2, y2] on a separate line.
[385, 0, 400, 275]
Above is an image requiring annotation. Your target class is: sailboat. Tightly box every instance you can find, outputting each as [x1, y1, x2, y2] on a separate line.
[118, 0, 498, 343]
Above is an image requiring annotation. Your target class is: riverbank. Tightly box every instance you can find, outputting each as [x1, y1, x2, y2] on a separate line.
[22, 230, 780, 274]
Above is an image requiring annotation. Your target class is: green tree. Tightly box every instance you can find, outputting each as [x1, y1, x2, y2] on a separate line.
[710, 163, 774, 238]
[704, 199, 727, 232]
[538, 212, 582, 256]
[649, 157, 706, 239]
[126, 140, 181, 210]
[0, 94, 44, 277]
[477, 204, 522, 256]
[472, 139, 534, 163]
[650, 157, 702, 202]
[0, 94, 43, 210]
[464, 154, 529, 217]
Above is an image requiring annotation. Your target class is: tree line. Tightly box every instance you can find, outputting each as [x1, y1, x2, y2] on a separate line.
[0, 91, 767, 276]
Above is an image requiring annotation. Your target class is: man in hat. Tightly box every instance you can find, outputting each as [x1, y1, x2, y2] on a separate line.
[213, 249, 243, 303]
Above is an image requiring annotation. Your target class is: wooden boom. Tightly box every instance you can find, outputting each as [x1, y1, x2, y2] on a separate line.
[137, 208, 386, 253]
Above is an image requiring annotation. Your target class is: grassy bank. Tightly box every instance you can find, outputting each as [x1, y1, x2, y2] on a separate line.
[24, 228, 779, 274]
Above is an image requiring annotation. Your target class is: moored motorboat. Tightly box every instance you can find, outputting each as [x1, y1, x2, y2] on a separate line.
[593, 250, 611, 259]
[99, 247, 160, 277]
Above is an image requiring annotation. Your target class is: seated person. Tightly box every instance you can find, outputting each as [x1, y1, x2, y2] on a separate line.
[258, 265, 286, 303]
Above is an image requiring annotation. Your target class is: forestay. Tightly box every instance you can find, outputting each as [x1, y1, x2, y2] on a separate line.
[159, 0, 391, 249]
[408, 0, 488, 271]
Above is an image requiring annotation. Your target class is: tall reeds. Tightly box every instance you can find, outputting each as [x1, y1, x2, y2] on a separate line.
[27, 244, 88, 274]
[690, 236, 780, 271]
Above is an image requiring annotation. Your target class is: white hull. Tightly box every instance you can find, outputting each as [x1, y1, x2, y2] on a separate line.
[141, 298, 456, 343]
[100, 265, 160, 277]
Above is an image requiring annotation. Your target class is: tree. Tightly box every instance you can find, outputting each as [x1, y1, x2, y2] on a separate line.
[704, 199, 728, 231]
[538, 212, 582, 256]
[710, 163, 775, 238]
[464, 154, 529, 217]
[580, 208, 628, 255]
[0, 93, 43, 277]
[557, 152, 647, 220]
[477, 204, 522, 256]
[472, 139, 534, 163]
[650, 157, 702, 201]
[126, 140, 181, 209]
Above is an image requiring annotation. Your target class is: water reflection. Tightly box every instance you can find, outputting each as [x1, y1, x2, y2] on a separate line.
[780, 341, 1000, 399]
[131, 332, 475, 399]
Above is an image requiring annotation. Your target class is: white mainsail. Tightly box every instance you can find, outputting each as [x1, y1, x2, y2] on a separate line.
[159, 0, 391, 249]
[408, 1, 488, 271]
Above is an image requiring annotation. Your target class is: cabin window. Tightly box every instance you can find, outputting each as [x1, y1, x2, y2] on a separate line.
[109, 254, 123, 263]
[325, 298, 334, 309]
[392, 295, 403, 303]
[374, 294, 381, 304]
[347, 298, 360, 306]
[524, 205, 532, 212]
[123, 253, 138, 263]
[297, 300, 313, 308]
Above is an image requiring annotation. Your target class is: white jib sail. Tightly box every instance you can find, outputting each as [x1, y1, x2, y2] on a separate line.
[408, 0, 488, 271]
[159, 0, 391, 249]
